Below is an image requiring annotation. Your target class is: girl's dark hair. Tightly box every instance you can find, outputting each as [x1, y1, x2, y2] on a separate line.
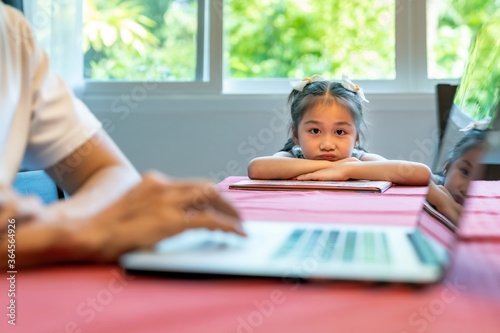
[280, 80, 366, 151]
[445, 129, 487, 171]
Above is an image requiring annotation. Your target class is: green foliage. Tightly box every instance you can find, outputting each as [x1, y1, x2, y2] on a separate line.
[84, 0, 197, 80]
[84, 0, 160, 56]
[429, 0, 498, 79]
[226, 0, 395, 79]
[83, 0, 497, 83]
[454, 9, 500, 122]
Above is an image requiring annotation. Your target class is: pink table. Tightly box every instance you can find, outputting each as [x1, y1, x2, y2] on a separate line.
[1, 177, 499, 333]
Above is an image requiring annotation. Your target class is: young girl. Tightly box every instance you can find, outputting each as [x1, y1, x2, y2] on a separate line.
[427, 129, 488, 224]
[247, 74, 431, 185]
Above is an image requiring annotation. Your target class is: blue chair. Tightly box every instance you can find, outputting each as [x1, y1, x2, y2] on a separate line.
[1, 0, 23, 12]
[13, 171, 65, 204]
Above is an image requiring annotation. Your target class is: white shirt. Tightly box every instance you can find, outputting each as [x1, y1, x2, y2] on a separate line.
[0, 4, 101, 185]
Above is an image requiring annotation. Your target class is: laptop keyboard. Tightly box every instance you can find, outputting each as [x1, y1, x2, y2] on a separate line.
[274, 229, 391, 264]
[407, 230, 440, 265]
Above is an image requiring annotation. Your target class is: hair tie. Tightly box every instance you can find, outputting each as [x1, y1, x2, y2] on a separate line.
[459, 116, 492, 132]
[290, 74, 325, 92]
[341, 73, 369, 103]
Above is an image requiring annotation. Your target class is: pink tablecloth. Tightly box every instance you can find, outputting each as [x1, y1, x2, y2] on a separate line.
[218, 177, 426, 227]
[1, 177, 499, 333]
[220, 177, 500, 240]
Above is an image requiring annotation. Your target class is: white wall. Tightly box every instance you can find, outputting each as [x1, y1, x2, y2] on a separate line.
[83, 93, 439, 181]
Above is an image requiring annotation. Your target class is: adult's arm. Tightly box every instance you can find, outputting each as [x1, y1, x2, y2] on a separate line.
[0, 130, 245, 268]
[0, 172, 244, 269]
[0, 5, 244, 268]
[44, 129, 141, 219]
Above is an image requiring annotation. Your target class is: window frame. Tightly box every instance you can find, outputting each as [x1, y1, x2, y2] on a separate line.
[82, 0, 460, 100]
[83, 0, 222, 95]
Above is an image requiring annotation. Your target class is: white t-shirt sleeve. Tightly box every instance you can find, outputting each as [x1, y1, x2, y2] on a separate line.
[20, 15, 101, 170]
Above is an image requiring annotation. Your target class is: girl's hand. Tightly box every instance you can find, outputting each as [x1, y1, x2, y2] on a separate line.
[328, 157, 360, 164]
[434, 185, 463, 224]
[295, 158, 361, 181]
[345, 157, 361, 163]
[289, 157, 360, 180]
[295, 163, 352, 181]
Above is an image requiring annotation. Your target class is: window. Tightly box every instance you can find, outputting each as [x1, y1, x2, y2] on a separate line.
[426, 0, 499, 80]
[224, 0, 395, 80]
[83, 0, 201, 81]
[26, 0, 497, 96]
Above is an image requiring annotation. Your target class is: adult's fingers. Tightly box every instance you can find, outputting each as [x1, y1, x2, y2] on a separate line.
[132, 174, 240, 219]
[93, 207, 245, 261]
[159, 180, 240, 219]
[106, 172, 175, 219]
[181, 209, 246, 237]
[0, 191, 15, 227]
[0, 192, 42, 228]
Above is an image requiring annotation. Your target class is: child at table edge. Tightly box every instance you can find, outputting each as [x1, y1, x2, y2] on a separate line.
[247, 74, 431, 186]
[427, 127, 489, 224]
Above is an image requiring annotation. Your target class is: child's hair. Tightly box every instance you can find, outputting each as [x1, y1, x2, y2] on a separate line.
[435, 129, 488, 184]
[447, 129, 487, 167]
[280, 80, 367, 152]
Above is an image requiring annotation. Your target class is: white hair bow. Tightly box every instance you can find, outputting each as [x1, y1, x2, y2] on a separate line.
[341, 73, 369, 103]
[459, 116, 492, 132]
[290, 74, 325, 92]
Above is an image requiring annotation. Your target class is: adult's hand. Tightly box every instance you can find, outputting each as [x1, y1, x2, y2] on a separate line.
[0, 184, 44, 231]
[0, 172, 245, 268]
[71, 172, 245, 263]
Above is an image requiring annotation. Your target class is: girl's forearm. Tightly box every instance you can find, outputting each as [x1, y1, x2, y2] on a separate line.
[248, 157, 338, 180]
[343, 161, 431, 185]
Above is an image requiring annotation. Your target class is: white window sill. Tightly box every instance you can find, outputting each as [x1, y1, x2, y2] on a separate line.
[81, 89, 437, 114]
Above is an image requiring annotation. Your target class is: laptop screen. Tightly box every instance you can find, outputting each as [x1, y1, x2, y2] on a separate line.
[414, 11, 499, 270]
[413, 124, 491, 273]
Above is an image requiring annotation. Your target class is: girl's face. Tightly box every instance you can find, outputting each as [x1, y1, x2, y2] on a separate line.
[293, 102, 358, 161]
[443, 147, 484, 205]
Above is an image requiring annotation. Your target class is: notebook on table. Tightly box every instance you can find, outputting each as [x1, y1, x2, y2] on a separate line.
[229, 179, 392, 193]
[422, 201, 457, 233]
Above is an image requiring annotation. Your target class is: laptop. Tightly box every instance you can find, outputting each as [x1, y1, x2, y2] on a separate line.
[120, 23, 498, 285]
